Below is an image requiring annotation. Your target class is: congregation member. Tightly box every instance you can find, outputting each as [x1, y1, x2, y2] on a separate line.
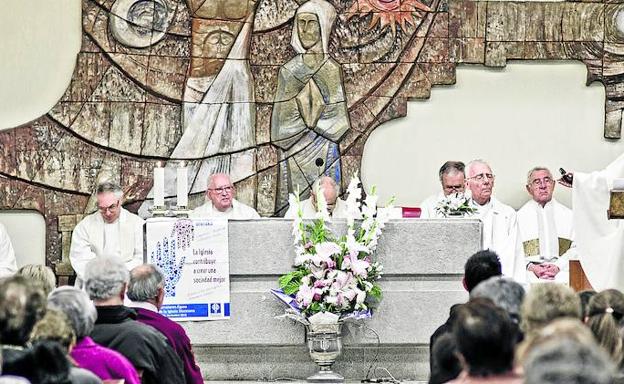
[465, 159, 525, 282]
[69, 182, 144, 285]
[83, 257, 185, 384]
[447, 299, 522, 383]
[517, 166, 572, 283]
[30, 309, 102, 384]
[429, 250, 502, 378]
[585, 289, 624, 366]
[190, 173, 260, 219]
[523, 338, 615, 384]
[420, 161, 466, 218]
[47, 286, 140, 384]
[16, 264, 56, 296]
[127, 264, 204, 384]
[469, 276, 525, 334]
[284, 176, 348, 219]
[0, 222, 17, 277]
[519, 283, 581, 339]
[0, 275, 46, 374]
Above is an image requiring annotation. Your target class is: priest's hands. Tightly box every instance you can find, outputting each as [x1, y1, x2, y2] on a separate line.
[528, 263, 560, 280]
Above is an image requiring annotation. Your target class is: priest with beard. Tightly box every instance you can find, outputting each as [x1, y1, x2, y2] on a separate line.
[517, 167, 573, 283]
[465, 160, 525, 282]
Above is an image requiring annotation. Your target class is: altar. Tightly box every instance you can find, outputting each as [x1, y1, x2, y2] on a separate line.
[158, 218, 482, 381]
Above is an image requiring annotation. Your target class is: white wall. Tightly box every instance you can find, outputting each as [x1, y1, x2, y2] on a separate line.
[0, 211, 47, 267]
[362, 61, 624, 210]
[0, 0, 81, 130]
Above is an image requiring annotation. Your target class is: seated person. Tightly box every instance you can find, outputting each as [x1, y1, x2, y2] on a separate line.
[284, 176, 348, 219]
[420, 161, 466, 218]
[190, 173, 260, 219]
[517, 166, 572, 283]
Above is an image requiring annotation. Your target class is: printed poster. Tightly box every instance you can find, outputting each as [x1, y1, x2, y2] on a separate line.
[145, 217, 230, 321]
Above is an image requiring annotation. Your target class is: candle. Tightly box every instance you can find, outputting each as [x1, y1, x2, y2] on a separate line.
[177, 166, 188, 207]
[153, 166, 165, 207]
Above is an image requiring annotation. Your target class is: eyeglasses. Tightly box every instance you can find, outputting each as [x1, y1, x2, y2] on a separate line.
[209, 186, 234, 194]
[468, 173, 495, 182]
[98, 201, 120, 213]
[444, 185, 464, 191]
[530, 177, 554, 186]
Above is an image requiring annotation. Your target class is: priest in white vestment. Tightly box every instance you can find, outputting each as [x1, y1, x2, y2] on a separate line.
[190, 173, 260, 219]
[569, 152, 624, 291]
[284, 176, 349, 219]
[70, 182, 144, 284]
[517, 167, 572, 284]
[0, 223, 17, 277]
[420, 161, 466, 218]
[466, 160, 525, 282]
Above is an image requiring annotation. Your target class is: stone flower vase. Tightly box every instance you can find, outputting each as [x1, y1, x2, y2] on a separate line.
[305, 322, 344, 383]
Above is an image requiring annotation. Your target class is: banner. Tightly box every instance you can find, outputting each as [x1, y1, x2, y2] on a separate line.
[145, 217, 230, 321]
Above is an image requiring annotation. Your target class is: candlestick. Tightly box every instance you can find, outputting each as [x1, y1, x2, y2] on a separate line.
[177, 165, 188, 207]
[153, 166, 165, 207]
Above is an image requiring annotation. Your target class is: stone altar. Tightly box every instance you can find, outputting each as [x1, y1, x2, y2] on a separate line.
[180, 218, 481, 381]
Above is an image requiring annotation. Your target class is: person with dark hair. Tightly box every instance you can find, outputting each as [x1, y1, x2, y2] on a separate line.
[429, 333, 462, 384]
[579, 290, 597, 318]
[128, 264, 203, 384]
[420, 161, 466, 218]
[84, 257, 185, 384]
[585, 289, 624, 366]
[0, 275, 47, 374]
[429, 250, 503, 378]
[448, 298, 521, 383]
[463, 250, 503, 292]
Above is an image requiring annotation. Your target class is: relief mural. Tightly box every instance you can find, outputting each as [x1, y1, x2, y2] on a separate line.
[2, 0, 624, 278]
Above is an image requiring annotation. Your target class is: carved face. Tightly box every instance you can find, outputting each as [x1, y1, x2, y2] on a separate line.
[207, 174, 236, 212]
[441, 172, 465, 196]
[466, 162, 495, 205]
[297, 12, 321, 50]
[97, 192, 122, 223]
[526, 169, 555, 206]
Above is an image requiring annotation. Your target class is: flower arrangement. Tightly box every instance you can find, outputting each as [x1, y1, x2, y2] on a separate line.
[274, 175, 394, 320]
[434, 192, 476, 217]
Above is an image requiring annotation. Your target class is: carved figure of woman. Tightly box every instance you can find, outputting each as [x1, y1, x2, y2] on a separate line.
[271, 0, 350, 213]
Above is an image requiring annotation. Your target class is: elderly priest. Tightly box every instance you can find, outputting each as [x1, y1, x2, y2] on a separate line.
[465, 160, 525, 282]
[420, 161, 466, 218]
[70, 182, 144, 284]
[190, 173, 260, 219]
[517, 166, 572, 283]
[284, 176, 349, 219]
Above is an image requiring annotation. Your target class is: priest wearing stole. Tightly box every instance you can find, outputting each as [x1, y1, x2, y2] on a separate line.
[568, 152, 624, 291]
[466, 160, 525, 282]
[70, 182, 144, 285]
[517, 167, 572, 283]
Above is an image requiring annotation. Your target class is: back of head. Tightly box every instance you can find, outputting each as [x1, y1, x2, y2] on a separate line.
[0, 275, 46, 346]
[586, 289, 624, 365]
[16, 264, 56, 296]
[84, 256, 129, 301]
[30, 309, 76, 354]
[521, 283, 581, 337]
[579, 290, 597, 318]
[7, 340, 72, 384]
[453, 298, 516, 377]
[463, 250, 502, 292]
[127, 264, 163, 302]
[429, 333, 461, 384]
[524, 338, 615, 384]
[470, 276, 525, 323]
[47, 286, 97, 339]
